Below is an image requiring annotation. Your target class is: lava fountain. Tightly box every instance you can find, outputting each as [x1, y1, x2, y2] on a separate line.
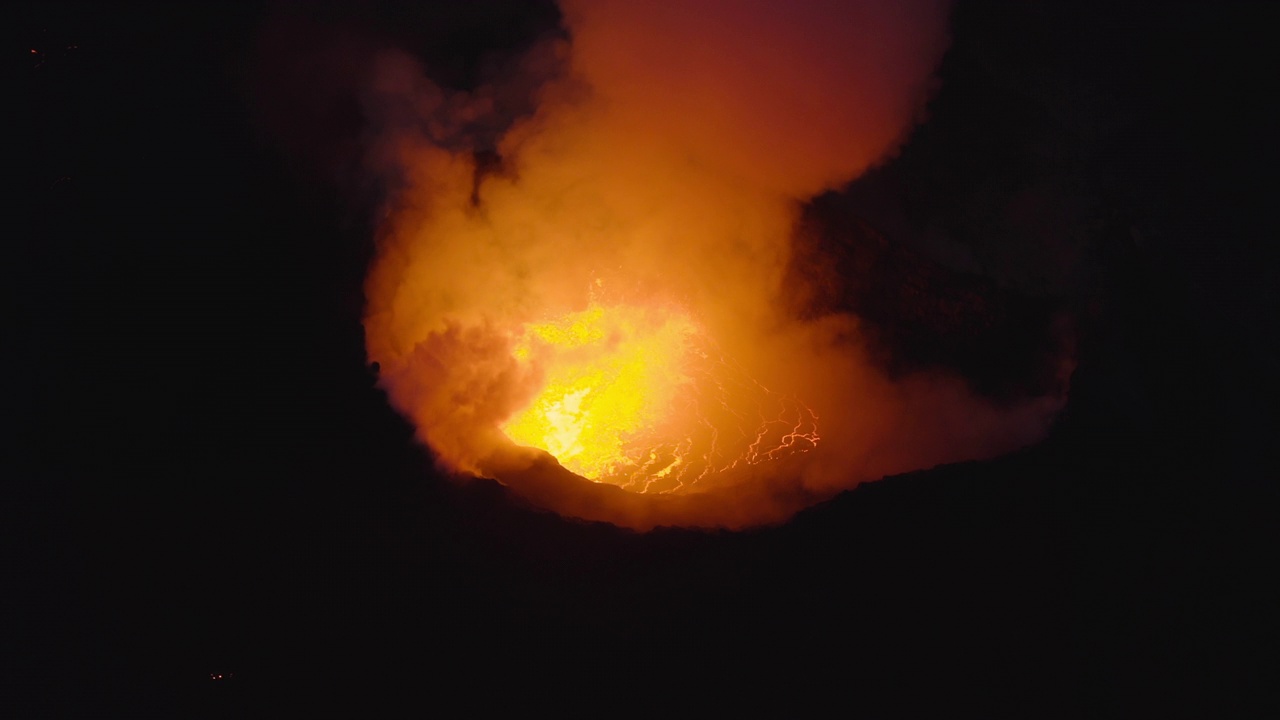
[362, 0, 1069, 529]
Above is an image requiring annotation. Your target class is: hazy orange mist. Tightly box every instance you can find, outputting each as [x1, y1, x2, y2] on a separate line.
[362, 0, 1069, 530]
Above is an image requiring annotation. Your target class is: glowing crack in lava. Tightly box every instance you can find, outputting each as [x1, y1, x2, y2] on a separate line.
[499, 303, 819, 493]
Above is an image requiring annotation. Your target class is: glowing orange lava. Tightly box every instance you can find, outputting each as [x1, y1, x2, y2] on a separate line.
[500, 302, 820, 494]
[501, 304, 698, 482]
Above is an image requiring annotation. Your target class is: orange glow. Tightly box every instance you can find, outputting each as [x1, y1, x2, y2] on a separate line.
[499, 302, 819, 493]
[501, 303, 699, 485]
[361, 0, 1070, 530]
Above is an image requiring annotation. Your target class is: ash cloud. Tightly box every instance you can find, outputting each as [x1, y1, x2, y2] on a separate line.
[357, 0, 1072, 529]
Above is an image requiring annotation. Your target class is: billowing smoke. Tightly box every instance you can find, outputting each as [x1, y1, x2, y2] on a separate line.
[359, 0, 1070, 529]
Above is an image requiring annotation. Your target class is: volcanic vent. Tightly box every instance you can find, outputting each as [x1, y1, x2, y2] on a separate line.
[363, 0, 1069, 529]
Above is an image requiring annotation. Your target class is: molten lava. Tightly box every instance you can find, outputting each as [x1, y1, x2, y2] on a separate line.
[500, 302, 819, 494]
[501, 304, 699, 483]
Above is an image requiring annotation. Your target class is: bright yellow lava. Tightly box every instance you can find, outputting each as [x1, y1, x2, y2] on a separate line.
[501, 304, 700, 481]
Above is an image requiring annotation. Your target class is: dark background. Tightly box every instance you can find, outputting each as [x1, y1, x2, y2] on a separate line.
[9, 0, 1277, 714]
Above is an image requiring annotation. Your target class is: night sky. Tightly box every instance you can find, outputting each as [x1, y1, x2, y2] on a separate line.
[10, 1, 1278, 714]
